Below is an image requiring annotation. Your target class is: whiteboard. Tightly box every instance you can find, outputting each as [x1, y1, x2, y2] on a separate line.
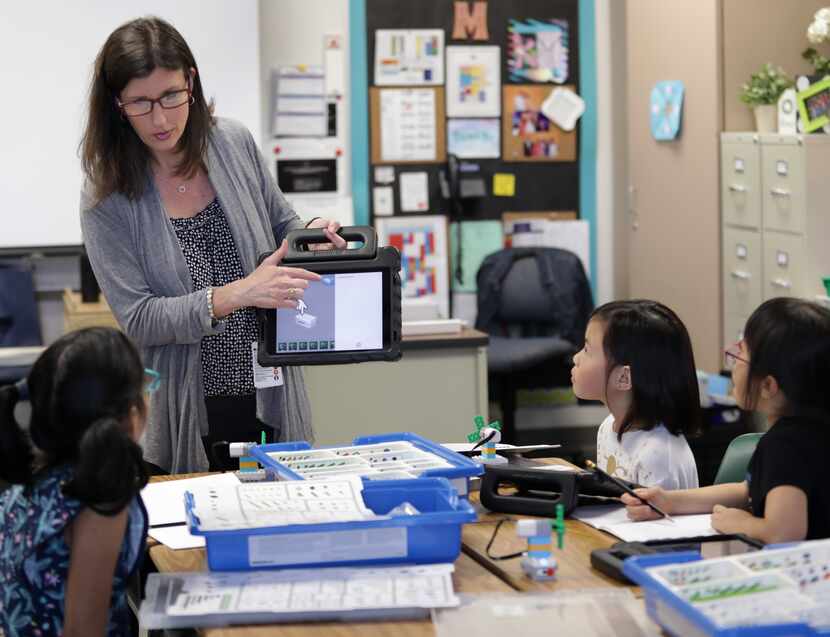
[0, 1, 260, 249]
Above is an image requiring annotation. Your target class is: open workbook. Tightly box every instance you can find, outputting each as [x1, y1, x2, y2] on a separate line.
[572, 505, 718, 543]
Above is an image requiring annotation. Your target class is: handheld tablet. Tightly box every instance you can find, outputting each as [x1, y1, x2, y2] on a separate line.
[256, 226, 402, 366]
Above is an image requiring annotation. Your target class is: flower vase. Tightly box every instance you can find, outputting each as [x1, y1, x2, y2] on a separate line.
[753, 104, 777, 133]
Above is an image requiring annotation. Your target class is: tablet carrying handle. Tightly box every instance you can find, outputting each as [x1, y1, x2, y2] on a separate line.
[285, 225, 377, 262]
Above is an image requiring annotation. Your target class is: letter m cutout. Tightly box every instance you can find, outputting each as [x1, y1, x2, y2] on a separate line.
[452, 1, 489, 40]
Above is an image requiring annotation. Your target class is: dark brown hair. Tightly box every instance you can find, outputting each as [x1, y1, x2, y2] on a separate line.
[591, 300, 702, 442]
[0, 327, 148, 514]
[742, 297, 830, 419]
[80, 16, 214, 204]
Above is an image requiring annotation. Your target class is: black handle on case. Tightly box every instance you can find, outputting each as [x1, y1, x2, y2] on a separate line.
[285, 225, 377, 261]
[479, 466, 579, 516]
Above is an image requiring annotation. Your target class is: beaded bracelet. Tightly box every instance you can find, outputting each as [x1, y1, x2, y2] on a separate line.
[206, 287, 217, 322]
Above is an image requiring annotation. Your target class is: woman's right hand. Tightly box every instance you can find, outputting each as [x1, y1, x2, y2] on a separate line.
[621, 487, 673, 521]
[225, 240, 321, 313]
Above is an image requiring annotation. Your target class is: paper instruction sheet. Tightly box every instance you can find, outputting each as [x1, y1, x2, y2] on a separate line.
[573, 505, 717, 543]
[188, 476, 376, 531]
[141, 472, 241, 527]
[140, 564, 459, 629]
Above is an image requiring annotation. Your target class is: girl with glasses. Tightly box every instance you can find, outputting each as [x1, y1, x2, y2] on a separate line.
[0, 327, 150, 636]
[79, 17, 345, 473]
[624, 297, 830, 542]
[571, 300, 701, 490]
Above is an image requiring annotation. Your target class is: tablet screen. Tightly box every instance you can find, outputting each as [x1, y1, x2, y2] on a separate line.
[275, 271, 384, 353]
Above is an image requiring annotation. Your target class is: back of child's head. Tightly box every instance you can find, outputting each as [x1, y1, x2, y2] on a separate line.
[0, 327, 148, 514]
[591, 299, 701, 440]
[743, 297, 830, 419]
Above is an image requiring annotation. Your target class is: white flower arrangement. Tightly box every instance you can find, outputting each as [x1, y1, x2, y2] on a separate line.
[807, 7, 830, 44]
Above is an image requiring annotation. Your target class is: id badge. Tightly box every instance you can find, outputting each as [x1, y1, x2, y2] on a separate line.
[251, 342, 284, 388]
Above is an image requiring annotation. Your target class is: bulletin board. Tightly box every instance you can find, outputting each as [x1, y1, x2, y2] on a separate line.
[364, 0, 581, 224]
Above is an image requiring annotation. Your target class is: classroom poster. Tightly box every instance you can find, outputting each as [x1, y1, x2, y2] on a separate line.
[502, 85, 577, 162]
[445, 46, 501, 117]
[379, 89, 438, 162]
[374, 29, 444, 85]
[447, 119, 500, 158]
[507, 19, 570, 83]
[375, 215, 450, 319]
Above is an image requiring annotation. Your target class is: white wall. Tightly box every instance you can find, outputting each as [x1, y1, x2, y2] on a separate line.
[0, 0, 261, 250]
[595, 0, 629, 304]
[258, 0, 351, 192]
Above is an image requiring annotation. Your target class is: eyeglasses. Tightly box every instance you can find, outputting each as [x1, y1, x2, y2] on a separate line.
[723, 341, 749, 371]
[117, 88, 192, 117]
[144, 368, 161, 394]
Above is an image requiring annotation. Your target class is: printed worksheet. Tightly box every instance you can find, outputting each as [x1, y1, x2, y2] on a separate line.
[139, 564, 459, 628]
[188, 476, 376, 531]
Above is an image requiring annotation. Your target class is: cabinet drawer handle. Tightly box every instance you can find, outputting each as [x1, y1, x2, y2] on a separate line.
[728, 184, 747, 193]
[770, 278, 792, 289]
[730, 270, 751, 280]
[769, 188, 790, 197]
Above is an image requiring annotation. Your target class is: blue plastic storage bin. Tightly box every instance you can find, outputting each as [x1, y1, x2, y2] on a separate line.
[250, 432, 483, 496]
[186, 477, 477, 571]
[624, 549, 830, 637]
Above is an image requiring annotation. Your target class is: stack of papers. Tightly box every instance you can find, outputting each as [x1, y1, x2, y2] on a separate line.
[140, 564, 459, 629]
[573, 505, 717, 542]
[142, 473, 242, 550]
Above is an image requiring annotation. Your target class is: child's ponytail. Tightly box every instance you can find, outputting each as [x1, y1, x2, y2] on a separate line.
[0, 383, 34, 485]
[63, 416, 148, 515]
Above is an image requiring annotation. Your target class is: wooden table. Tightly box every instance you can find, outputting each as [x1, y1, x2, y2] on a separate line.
[462, 493, 624, 593]
[143, 465, 639, 635]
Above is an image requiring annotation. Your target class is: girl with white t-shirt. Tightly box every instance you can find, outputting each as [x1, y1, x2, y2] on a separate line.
[571, 300, 700, 490]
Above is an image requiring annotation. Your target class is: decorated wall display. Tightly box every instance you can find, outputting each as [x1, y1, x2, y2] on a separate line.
[447, 118, 501, 158]
[650, 80, 685, 141]
[796, 77, 830, 133]
[445, 45, 501, 117]
[507, 19, 570, 83]
[374, 29, 445, 85]
[365, 0, 581, 228]
[502, 85, 577, 161]
[374, 215, 450, 319]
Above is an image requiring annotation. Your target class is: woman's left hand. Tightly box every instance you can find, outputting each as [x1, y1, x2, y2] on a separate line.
[306, 218, 347, 251]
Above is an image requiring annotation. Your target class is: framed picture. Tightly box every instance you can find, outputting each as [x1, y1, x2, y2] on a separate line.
[445, 45, 501, 117]
[796, 77, 830, 133]
[507, 19, 569, 84]
[502, 85, 577, 162]
[375, 215, 450, 319]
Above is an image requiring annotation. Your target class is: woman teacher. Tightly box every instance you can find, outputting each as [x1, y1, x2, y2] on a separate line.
[80, 16, 344, 473]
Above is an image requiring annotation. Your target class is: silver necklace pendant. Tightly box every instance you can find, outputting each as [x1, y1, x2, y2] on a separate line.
[177, 184, 187, 194]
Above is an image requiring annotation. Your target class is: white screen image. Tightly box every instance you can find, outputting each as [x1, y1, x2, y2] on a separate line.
[275, 271, 383, 353]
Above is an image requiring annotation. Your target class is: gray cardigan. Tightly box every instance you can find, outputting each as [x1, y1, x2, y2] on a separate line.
[81, 118, 313, 473]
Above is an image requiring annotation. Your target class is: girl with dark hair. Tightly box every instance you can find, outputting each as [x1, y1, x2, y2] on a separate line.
[0, 327, 151, 636]
[624, 298, 830, 542]
[80, 17, 346, 473]
[571, 300, 700, 489]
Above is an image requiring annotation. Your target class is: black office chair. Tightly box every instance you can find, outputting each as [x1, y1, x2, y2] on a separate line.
[0, 262, 42, 386]
[475, 247, 593, 442]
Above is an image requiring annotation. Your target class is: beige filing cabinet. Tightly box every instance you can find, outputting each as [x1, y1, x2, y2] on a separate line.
[721, 133, 830, 349]
[303, 328, 489, 445]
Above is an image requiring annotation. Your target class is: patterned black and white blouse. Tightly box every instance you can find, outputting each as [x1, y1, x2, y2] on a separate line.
[171, 198, 257, 396]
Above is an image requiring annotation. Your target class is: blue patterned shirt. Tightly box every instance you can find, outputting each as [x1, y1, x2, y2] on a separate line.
[0, 465, 147, 636]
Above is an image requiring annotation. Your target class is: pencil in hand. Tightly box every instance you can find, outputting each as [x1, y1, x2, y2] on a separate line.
[585, 460, 674, 522]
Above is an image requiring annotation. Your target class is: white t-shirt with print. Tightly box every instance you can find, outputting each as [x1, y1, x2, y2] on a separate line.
[596, 414, 699, 490]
